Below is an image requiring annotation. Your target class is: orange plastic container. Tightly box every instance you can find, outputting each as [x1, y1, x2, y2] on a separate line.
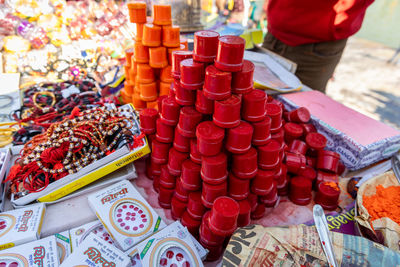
[180, 37, 188, 50]
[132, 93, 147, 110]
[136, 23, 144, 41]
[167, 44, 186, 65]
[160, 65, 173, 83]
[134, 42, 149, 63]
[147, 100, 158, 109]
[160, 81, 171, 96]
[129, 73, 136, 85]
[149, 46, 168, 68]
[153, 4, 172, 26]
[162, 25, 180, 47]
[124, 82, 134, 95]
[137, 63, 155, 83]
[127, 2, 147, 24]
[131, 61, 138, 76]
[120, 88, 132, 104]
[125, 48, 134, 67]
[142, 24, 162, 47]
[124, 65, 131, 81]
[140, 82, 158, 101]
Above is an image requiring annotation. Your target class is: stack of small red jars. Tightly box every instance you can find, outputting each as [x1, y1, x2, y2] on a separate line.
[140, 30, 343, 261]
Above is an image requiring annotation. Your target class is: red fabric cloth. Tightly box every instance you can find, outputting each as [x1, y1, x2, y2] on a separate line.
[266, 0, 374, 46]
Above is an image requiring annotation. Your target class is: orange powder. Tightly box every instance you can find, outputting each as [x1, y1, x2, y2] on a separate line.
[363, 185, 400, 225]
[324, 181, 339, 191]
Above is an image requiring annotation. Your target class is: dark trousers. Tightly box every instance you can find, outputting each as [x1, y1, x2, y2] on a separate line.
[262, 32, 347, 93]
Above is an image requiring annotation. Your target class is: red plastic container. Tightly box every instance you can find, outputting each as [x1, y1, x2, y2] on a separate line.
[157, 95, 168, 113]
[302, 123, 317, 135]
[307, 156, 317, 168]
[316, 171, 339, 189]
[317, 150, 340, 173]
[289, 176, 312, 205]
[193, 30, 220, 62]
[160, 96, 180, 126]
[175, 178, 190, 202]
[241, 90, 267, 122]
[175, 81, 197, 106]
[171, 196, 188, 220]
[277, 175, 289, 196]
[203, 65, 232, 101]
[171, 50, 193, 79]
[315, 181, 340, 210]
[251, 169, 275, 196]
[236, 200, 251, 227]
[271, 127, 285, 144]
[151, 140, 171, 164]
[306, 132, 327, 151]
[247, 193, 258, 212]
[209, 196, 240, 236]
[259, 182, 278, 207]
[167, 148, 189, 176]
[258, 139, 281, 170]
[288, 107, 311, 123]
[289, 140, 308, 155]
[153, 174, 160, 192]
[199, 239, 224, 262]
[299, 165, 317, 182]
[200, 212, 226, 245]
[266, 103, 283, 130]
[215, 35, 245, 72]
[232, 60, 255, 94]
[147, 134, 156, 151]
[195, 90, 214, 115]
[187, 192, 206, 220]
[228, 173, 250, 200]
[251, 116, 271, 146]
[180, 59, 205, 90]
[181, 159, 202, 191]
[158, 184, 174, 209]
[180, 211, 201, 237]
[201, 181, 228, 208]
[225, 121, 254, 154]
[159, 165, 177, 189]
[156, 118, 174, 143]
[285, 152, 306, 174]
[149, 158, 162, 177]
[173, 128, 191, 152]
[139, 108, 158, 134]
[213, 95, 241, 128]
[177, 107, 203, 138]
[201, 153, 228, 184]
[251, 202, 266, 220]
[284, 122, 304, 144]
[231, 147, 258, 179]
[190, 139, 202, 164]
[196, 121, 225, 156]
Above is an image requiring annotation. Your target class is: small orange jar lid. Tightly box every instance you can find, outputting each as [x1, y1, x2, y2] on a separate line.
[159, 81, 171, 96]
[137, 63, 155, 84]
[125, 48, 134, 67]
[142, 24, 162, 47]
[127, 2, 147, 24]
[140, 82, 158, 101]
[162, 25, 180, 47]
[160, 65, 173, 83]
[134, 42, 149, 63]
[149, 46, 168, 69]
[153, 4, 172, 26]
[132, 93, 147, 110]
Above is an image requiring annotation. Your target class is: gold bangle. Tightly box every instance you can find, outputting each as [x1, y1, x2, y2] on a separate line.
[32, 91, 56, 110]
[0, 137, 13, 147]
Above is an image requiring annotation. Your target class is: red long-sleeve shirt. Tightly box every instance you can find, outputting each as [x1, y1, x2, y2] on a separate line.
[266, 0, 375, 46]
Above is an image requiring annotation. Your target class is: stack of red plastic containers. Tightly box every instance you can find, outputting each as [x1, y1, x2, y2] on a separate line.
[140, 29, 343, 261]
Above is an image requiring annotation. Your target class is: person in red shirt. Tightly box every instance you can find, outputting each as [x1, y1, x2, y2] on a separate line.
[262, 0, 374, 92]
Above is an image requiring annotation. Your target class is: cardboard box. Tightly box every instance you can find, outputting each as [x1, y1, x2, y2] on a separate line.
[70, 220, 116, 252]
[278, 91, 400, 170]
[126, 247, 143, 267]
[136, 221, 204, 267]
[60, 233, 130, 267]
[0, 236, 59, 266]
[11, 104, 150, 206]
[0, 203, 45, 250]
[55, 230, 71, 263]
[88, 180, 166, 251]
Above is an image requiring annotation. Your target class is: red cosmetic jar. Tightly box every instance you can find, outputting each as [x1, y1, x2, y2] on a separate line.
[231, 147, 258, 179]
[258, 139, 281, 170]
[241, 90, 267, 122]
[173, 128, 191, 152]
[201, 153, 228, 184]
[251, 169, 275, 196]
[302, 123, 317, 135]
[277, 175, 289, 196]
[151, 140, 171, 164]
[251, 202, 266, 220]
[175, 178, 190, 202]
[228, 173, 250, 200]
[158, 184, 174, 209]
[299, 165, 317, 182]
[215, 35, 245, 72]
[201, 181, 228, 209]
[156, 118, 174, 143]
[171, 50, 193, 79]
[317, 150, 340, 173]
[203, 65, 232, 101]
[177, 107, 203, 138]
[307, 156, 317, 168]
[232, 60, 255, 94]
[153, 174, 160, 192]
[139, 108, 158, 134]
[187, 192, 206, 220]
[196, 121, 225, 156]
[193, 30, 220, 62]
[181, 159, 202, 191]
[306, 132, 327, 151]
[180, 59, 205, 90]
[213, 95, 241, 128]
[271, 127, 284, 144]
[146, 157, 157, 179]
[199, 239, 224, 262]
[289, 140, 308, 155]
[266, 103, 283, 130]
[159, 165, 177, 189]
[180, 211, 201, 237]
[200, 212, 226, 246]
[171, 196, 187, 220]
[251, 116, 271, 146]
[149, 158, 162, 177]
[246, 193, 258, 212]
[167, 148, 189, 176]
[315, 181, 340, 210]
[288, 107, 311, 123]
[174, 81, 196, 106]
[160, 96, 180, 126]
[147, 134, 156, 151]
[289, 176, 312, 205]
[316, 171, 339, 189]
[284, 122, 303, 144]
[260, 183, 278, 207]
[225, 121, 254, 154]
[195, 90, 214, 115]
[190, 139, 202, 164]
[157, 95, 168, 113]
[285, 152, 306, 174]
[209, 196, 240, 236]
[237, 200, 251, 227]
